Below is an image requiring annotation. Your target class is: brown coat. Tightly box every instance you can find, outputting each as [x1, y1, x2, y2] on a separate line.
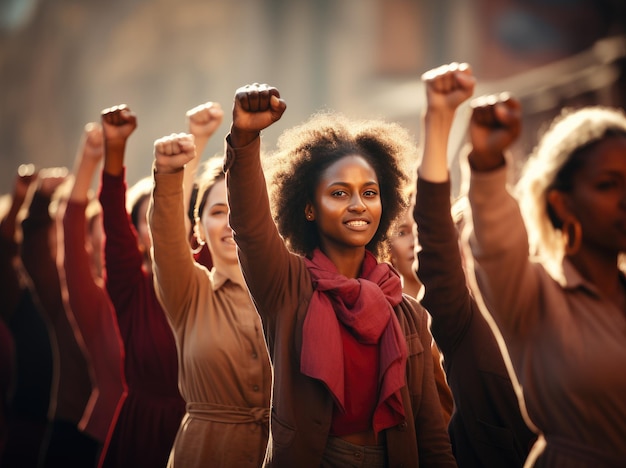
[225, 136, 457, 468]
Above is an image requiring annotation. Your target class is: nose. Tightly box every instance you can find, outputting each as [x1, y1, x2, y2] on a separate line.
[349, 194, 366, 213]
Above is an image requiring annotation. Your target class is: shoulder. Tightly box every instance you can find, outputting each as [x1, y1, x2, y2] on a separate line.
[395, 294, 428, 333]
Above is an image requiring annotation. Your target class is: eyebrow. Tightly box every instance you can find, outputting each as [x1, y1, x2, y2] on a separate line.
[326, 180, 379, 188]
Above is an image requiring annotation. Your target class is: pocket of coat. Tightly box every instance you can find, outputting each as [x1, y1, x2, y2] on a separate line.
[270, 413, 296, 448]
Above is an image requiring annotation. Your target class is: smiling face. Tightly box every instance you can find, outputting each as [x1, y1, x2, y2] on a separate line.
[200, 179, 237, 268]
[560, 134, 626, 256]
[306, 154, 382, 257]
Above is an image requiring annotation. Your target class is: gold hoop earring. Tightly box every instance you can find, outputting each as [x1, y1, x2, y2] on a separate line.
[562, 218, 582, 256]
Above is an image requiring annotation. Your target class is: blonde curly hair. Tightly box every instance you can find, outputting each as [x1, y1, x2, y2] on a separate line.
[516, 106, 626, 267]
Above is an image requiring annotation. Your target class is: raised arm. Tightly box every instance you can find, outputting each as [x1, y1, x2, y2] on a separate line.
[21, 166, 68, 322]
[465, 95, 539, 338]
[0, 166, 37, 320]
[419, 62, 475, 182]
[69, 124, 103, 201]
[62, 123, 128, 447]
[148, 133, 201, 329]
[101, 104, 137, 177]
[225, 84, 299, 326]
[0, 165, 37, 245]
[184, 101, 223, 234]
[64, 123, 105, 303]
[229, 84, 286, 148]
[99, 105, 144, 304]
[415, 62, 476, 355]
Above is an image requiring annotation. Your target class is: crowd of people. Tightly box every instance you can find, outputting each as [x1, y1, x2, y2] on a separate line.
[1, 62, 625, 467]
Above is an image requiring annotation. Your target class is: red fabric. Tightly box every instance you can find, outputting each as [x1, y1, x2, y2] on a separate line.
[62, 200, 128, 450]
[193, 243, 213, 270]
[329, 325, 378, 436]
[98, 170, 185, 468]
[302, 249, 407, 435]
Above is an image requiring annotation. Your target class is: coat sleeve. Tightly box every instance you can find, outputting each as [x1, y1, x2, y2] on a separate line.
[148, 168, 204, 332]
[224, 136, 307, 339]
[466, 166, 540, 342]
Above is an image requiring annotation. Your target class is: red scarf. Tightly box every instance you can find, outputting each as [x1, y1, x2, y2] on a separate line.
[302, 248, 408, 434]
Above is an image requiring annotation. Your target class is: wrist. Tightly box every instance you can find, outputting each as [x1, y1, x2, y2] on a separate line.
[424, 110, 455, 130]
[229, 126, 259, 148]
[467, 150, 506, 172]
[104, 139, 128, 151]
[154, 163, 184, 175]
[424, 106, 456, 121]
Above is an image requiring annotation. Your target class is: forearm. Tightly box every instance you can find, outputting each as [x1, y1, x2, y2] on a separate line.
[21, 192, 63, 319]
[467, 165, 537, 335]
[103, 140, 127, 176]
[419, 110, 456, 183]
[63, 201, 101, 298]
[0, 195, 27, 241]
[70, 159, 100, 202]
[225, 135, 295, 317]
[99, 171, 144, 293]
[148, 168, 198, 325]
[414, 178, 472, 352]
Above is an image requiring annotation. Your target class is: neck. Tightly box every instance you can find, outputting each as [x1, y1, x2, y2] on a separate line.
[320, 246, 367, 279]
[568, 249, 625, 307]
[402, 276, 423, 299]
[214, 259, 246, 286]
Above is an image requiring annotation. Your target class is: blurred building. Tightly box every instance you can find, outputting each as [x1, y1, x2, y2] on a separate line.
[0, 0, 625, 195]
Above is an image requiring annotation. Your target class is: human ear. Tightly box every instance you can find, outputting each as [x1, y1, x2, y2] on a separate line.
[547, 189, 573, 225]
[304, 202, 315, 221]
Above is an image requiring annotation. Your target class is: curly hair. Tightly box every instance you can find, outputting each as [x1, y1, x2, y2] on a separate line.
[516, 106, 626, 265]
[266, 111, 415, 258]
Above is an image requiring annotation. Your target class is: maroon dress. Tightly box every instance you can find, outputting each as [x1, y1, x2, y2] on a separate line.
[99, 170, 185, 468]
[62, 200, 128, 464]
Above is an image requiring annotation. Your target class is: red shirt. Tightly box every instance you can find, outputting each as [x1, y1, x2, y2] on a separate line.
[330, 324, 379, 436]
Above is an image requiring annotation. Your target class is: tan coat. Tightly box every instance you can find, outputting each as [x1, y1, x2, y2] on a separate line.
[149, 169, 272, 468]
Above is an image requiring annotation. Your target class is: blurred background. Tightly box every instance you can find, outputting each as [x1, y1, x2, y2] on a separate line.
[1, 0, 625, 196]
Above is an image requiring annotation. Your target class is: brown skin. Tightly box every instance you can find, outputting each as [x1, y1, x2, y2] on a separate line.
[467, 94, 521, 172]
[101, 104, 137, 177]
[548, 135, 626, 310]
[229, 83, 286, 148]
[231, 84, 387, 280]
[468, 95, 626, 312]
[305, 154, 382, 279]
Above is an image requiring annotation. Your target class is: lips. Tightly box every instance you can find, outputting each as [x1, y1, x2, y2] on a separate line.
[222, 236, 236, 245]
[344, 218, 371, 231]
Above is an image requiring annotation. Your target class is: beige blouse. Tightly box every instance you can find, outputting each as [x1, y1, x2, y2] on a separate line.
[149, 168, 272, 468]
